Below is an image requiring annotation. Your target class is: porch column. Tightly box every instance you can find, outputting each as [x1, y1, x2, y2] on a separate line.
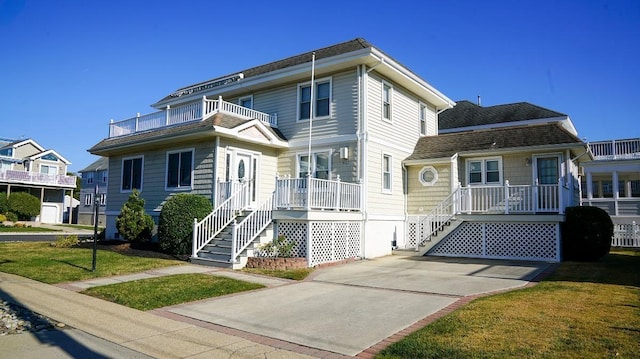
[39, 187, 45, 223]
[613, 171, 619, 216]
[68, 189, 73, 224]
[586, 172, 593, 200]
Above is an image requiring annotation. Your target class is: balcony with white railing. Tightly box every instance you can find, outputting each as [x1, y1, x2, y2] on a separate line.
[108, 96, 278, 138]
[0, 169, 77, 188]
[275, 175, 362, 211]
[589, 138, 640, 161]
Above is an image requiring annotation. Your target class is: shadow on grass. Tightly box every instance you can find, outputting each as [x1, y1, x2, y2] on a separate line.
[549, 251, 640, 288]
[54, 260, 92, 272]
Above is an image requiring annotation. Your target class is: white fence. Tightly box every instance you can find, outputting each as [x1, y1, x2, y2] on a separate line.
[0, 169, 76, 187]
[612, 222, 640, 247]
[458, 180, 566, 214]
[589, 138, 640, 160]
[274, 176, 361, 211]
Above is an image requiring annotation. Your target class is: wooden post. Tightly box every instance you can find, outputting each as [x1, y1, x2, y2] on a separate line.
[504, 180, 510, 215]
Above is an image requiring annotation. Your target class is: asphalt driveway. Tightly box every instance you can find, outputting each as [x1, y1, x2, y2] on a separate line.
[170, 255, 551, 356]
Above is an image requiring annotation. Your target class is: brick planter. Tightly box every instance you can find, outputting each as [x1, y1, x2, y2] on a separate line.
[246, 257, 308, 270]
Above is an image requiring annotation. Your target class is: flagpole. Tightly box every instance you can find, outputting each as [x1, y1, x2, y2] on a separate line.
[307, 52, 315, 178]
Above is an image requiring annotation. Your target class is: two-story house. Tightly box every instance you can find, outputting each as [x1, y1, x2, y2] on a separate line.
[78, 157, 108, 226]
[88, 38, 584, 267]
[0, 137, 76, 223]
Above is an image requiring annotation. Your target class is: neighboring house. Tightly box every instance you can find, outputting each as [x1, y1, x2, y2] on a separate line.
[0, 137, 77, 223]
[402, 100, 587, 262]
[581, 138, 640, 246]
[88, 38, 585, 267]
[78, 157, 108, 226]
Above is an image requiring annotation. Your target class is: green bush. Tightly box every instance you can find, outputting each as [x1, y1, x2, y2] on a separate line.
[8, 192, 41, 220]
[0, 213, 6, 223]
[51, 234, 79, 248]
[0, 192, 8, 214]
[158, 194, 212, 255]
[5, 212, 18, 222]
[562, 206, 613, 261]
[258, 235, 295, 258]
[116, 189, 154, 243]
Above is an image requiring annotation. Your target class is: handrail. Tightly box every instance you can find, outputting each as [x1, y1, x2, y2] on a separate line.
[274, 176, 361, 210]
[415, 187, 460, 250]
[0, 169, 76, 187]
[589, 138, 640, 160]
[230, 192, 275, 263]
[192, 181, 249, 257]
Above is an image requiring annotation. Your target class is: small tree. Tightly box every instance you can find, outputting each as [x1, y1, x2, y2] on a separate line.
[8, 192, 41, 220]
[158, 194, 212, 255]
[116, 189, 154, 243]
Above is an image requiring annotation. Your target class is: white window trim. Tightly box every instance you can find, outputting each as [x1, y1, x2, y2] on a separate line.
[165, 148, 195, 191]
[39, 164, 58, 175]
[238, 95, 253, 109]
[381, 81, 393, 123]
[120, 155, 144, 193]
[465, 157, 503, 186]
[296, 76, 333, 122]
[84, 194, 92, 206]
[419, 102, 427, 136]
[99, 193, 107, 206]
[532, 153, 563, 185]
[419, 166, 439, 186]
[382, 153, 392, 193]
[296, 149, 332, 179]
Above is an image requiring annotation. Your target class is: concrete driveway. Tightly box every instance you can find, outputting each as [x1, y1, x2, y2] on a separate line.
[170, 255, 551, 356]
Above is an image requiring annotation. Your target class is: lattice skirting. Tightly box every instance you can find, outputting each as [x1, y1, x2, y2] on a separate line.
[428, 222, 560, 262]
[276, 220, 362, 267]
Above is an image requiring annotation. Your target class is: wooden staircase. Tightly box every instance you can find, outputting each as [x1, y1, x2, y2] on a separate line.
[191, 211, 274, 269]
[415, 217, 463, 256]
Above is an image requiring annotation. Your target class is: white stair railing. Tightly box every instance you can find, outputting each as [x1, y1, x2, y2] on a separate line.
[230, 193, 275, 263]
[192, 181, 249, 257]
[415, 187, 461, 250]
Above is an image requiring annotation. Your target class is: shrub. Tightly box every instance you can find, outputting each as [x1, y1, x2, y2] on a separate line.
[0, 213, 6, 223]
[258, 235, 295, 258]
[52, 234, 79, 248]
[5, 212, 18, 222]
[8, 192, 41, 220]
[158, 194, 212, 255]
[116, 189, 154, 243]
[562, 206, 613, 261]
[0, 192, 8, 214]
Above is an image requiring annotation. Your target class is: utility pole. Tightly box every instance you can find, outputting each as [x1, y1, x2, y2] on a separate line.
[92, 185, 99, 272]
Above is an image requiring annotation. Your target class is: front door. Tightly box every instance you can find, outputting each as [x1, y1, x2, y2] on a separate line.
[234, 152, 258, 208]
[534, 155, 561, 211]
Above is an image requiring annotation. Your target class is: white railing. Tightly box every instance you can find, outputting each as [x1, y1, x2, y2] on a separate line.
[612, 222, 640, 248]
[192, 181, 249, 257]
[230, 193, 275, 263]
[589, 138, 640, 160]
[459, 180, 565, 214]
[274, 175, 361, 211]
[0, 169, 76, 187]
[109, 96, 277, 138]
[413, 188, 462, 250]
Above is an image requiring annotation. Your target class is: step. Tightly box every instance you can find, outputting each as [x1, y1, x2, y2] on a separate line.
[196, 251, 231, 262]
[190, 256, 233, 269]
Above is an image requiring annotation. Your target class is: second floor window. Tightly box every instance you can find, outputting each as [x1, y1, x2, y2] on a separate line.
[298, 78, 331, 120]
[419, 103, 427, 135]
[40, 165, 58, 175]
[239, 96, 253, 109]
[382, 82, 392, 121]
[122, 157, 143, 191]
[467, 158, 502, 185]
[166, 150, 193, 189]
[86, 172, 94, 184]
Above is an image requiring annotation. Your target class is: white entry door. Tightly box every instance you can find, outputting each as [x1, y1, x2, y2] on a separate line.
[234, 152, 258, 208]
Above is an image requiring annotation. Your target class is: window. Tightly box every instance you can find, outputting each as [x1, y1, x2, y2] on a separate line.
[419, 166, 438, 186]
[382, 154, 392, 192]
[99, 193, 107, 206]
[298, 78, 331, 120]
[0, 148, 13, 157]
[382, 82, 392, 121]
[632, 180, 640, 197]
[84, 194, 92, 206]
[536, 157, 559, 185]
[0, 161, 11, 171]
[102, 171, 108, 183]
[40, 165, 58, 175]
[86, 172, 94, 184]
[121, 157, 143, 191]
[297, 151, 330, 179]
[467, 158, 502, 185]
[166, 150, 193, 190]
[238, 96, 253, 109]
[41, 153, 58, 161]
[419, 103, 427, 135]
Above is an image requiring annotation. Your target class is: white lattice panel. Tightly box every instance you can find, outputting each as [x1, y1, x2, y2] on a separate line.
[427, 221, 559, 261]
[485, 223, 558, 260]
[429, 222, 483, 256]
[274, 221, 307, 257]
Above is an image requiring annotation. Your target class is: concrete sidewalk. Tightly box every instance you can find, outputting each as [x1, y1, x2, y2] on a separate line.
[0, 269, 313, 358]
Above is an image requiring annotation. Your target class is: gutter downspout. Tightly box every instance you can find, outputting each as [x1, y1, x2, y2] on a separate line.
[360, 64, 370, 258]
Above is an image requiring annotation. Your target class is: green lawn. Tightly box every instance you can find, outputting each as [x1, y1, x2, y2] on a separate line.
[81, 273, 264, 310]
[242, 267, 314, 280]
[0, 242, 184, 283]
[0, 226, 60, 232]
[377, 249, 640, 358]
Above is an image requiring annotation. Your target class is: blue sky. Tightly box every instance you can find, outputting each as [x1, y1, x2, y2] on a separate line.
[1, 0, 638, 173]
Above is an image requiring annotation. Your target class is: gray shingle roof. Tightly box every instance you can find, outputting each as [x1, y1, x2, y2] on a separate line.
[156, 38, 373, 104]
[89, 114, 287, 155]
[439, 101, 567, 131]
[406, 123, 583, 161]
[79, 157, 108, 173]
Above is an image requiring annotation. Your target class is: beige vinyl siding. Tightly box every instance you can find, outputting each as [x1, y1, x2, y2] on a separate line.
[14, 143, 40, 159]
[425, 104, 437, 136]
[33, 159, 64, 175]
[503, 153, 533, 185]
[365, 142, 404, 215]
[406, 163, 451, 214]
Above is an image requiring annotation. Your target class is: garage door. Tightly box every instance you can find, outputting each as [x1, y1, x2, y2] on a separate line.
[41, 204, 59, 223]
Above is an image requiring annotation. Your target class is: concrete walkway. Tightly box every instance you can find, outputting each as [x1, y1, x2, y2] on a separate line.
[0, 256, 554, 358]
